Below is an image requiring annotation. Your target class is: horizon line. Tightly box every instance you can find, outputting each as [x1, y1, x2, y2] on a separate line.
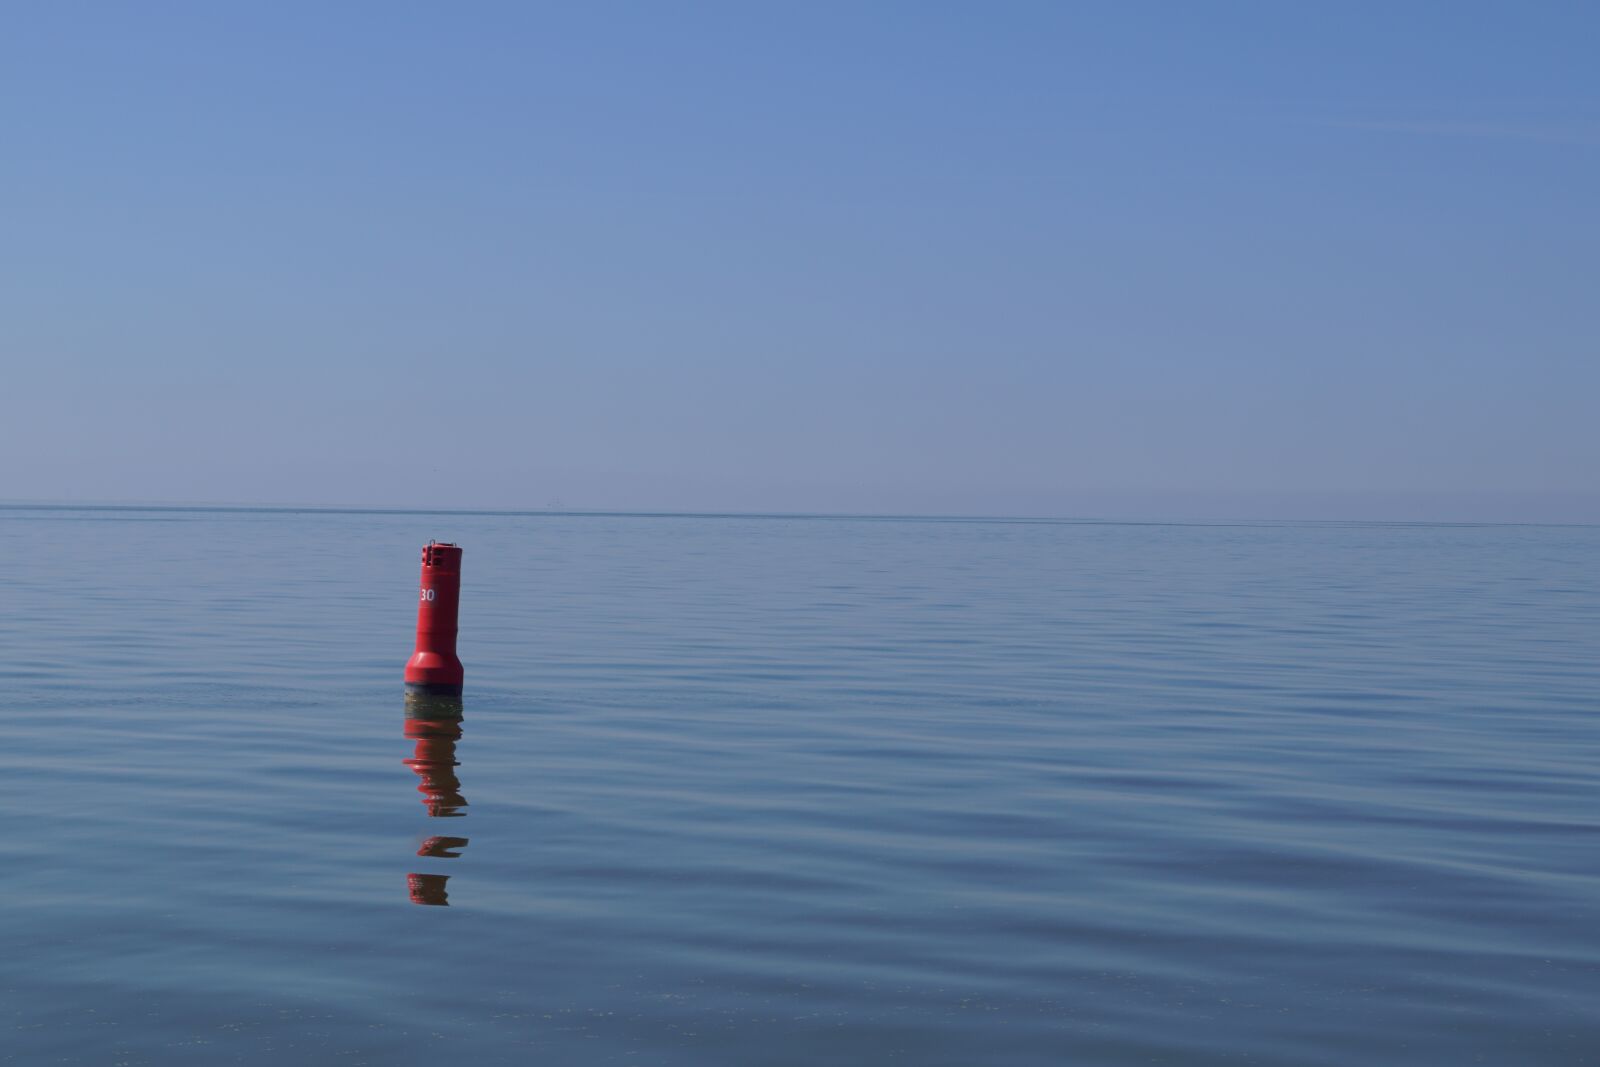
[1, 498, 1595, 530]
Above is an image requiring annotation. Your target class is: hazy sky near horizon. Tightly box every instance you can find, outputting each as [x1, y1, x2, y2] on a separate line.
[3, 2, 1597, 519]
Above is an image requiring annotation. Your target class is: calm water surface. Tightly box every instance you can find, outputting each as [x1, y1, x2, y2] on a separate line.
[2, 508, 1596, 1065]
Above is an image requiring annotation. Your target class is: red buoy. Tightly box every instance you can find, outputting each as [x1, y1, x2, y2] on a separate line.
[404, 541, 464, 698]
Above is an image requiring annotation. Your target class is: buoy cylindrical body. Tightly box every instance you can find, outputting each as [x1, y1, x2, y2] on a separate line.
[404, 541, 464, 697]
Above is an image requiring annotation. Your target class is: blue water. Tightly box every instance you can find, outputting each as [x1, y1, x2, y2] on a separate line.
[2, 507, 1596, 1065]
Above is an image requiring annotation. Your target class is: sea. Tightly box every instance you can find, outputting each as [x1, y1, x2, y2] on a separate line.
[2, 506, 1596, 1065]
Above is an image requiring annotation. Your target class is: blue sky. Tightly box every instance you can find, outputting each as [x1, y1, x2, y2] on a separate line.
[3, 2, 1596, 519]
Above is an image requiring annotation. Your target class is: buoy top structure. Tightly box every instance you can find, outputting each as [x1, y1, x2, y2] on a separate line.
[405, 541, 464, 700]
